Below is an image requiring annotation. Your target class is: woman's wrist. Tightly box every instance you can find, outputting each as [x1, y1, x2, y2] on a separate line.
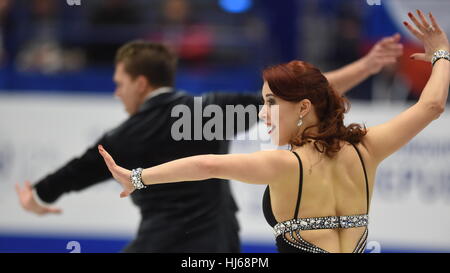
[432, 49, 450, 66]
[131, 168, 147, 190]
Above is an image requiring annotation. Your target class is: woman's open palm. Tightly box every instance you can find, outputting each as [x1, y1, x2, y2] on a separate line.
[98, 145, 134, 198]
[404, 10, 449, 62]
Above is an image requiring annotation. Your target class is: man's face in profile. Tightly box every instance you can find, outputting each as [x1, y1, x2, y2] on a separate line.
[113, 62, 142, 115]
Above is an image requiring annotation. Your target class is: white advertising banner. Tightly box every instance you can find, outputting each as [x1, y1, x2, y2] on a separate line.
[0, 93, 449, 251]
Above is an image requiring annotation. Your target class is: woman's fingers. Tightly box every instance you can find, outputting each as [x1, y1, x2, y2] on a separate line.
[97, 145, 134, 198]
[98, 145, 117, 171]
[120, 191, 129, 198]
[408, 11, 427, 33]
[429, 12, 443, 33]
[410, 53, 427, 62]
[417, 10, 431, 30]
[403, 21, 423, 40]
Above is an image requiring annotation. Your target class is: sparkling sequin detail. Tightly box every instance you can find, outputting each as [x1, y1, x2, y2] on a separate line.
[262, 146, 371, 253]
[282, 230, 329, 253]
[131, 168, 147, 190]
[273, 214, 369, 237]
[274, 216, 369, 253]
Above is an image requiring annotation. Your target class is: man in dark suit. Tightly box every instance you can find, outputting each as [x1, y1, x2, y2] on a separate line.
[15, 35, 403, 252]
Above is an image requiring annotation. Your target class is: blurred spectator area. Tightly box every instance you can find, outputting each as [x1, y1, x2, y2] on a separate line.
[2, 0, 267, 66]
[0, 0, 444, 100]
[0, 0, 271, 93]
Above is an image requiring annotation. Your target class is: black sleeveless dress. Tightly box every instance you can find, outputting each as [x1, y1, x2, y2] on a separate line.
[262, 144, 370, 253]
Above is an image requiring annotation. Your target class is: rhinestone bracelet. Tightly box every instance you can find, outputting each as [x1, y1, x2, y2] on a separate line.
[130, 168, 147, 190]
[432, 49, 450, 66]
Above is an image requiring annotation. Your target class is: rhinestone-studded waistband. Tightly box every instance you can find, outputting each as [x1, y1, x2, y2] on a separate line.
[273, 214, 369, 237]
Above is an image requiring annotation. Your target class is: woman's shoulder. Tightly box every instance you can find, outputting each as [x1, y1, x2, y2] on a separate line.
[257, 149, 297, 160]
[289, 140, 368, 161]
[254, 149, 300, 169]
[336, 141, 376, 170]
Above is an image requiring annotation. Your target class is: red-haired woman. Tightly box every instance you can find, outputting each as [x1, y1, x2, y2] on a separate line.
[98, 10, 449, 253]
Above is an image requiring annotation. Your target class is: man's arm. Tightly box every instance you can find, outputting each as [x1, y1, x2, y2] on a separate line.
[33, 139, 113, 204]
[16, 135, 115, 215]
[324, 33, 404, 96]
[16, 181, 62, 215]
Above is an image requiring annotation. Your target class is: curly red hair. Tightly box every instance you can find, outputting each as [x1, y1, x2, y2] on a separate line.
[263, 60, 367, 157]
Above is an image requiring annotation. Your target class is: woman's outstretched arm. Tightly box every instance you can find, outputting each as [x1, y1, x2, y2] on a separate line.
[98, 145, 295, 198]
[362, 10, 450, 165]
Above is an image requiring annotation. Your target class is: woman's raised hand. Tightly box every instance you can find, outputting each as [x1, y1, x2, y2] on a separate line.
[403, 10, 449, 62]
[98, 145, 135, 198]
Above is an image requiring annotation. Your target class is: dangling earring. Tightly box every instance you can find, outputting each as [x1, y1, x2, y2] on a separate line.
[297, 115, 303, 127]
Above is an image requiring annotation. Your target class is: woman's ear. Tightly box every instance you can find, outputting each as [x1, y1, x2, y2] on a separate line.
[298, 99, 312, 117]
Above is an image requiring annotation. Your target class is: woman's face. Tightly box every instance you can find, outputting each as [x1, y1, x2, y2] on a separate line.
[259, 82, 300, 146]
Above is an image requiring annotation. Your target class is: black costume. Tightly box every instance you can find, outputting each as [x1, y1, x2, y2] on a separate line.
[263, 144, 369, 253]
[34, 89, 261, 252]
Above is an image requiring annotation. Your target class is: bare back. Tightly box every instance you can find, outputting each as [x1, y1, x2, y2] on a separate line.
[267, 141, 375, 253]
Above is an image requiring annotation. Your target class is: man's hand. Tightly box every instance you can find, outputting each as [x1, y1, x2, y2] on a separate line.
[362, 33, 404, 75]
[15, 181, 62, 215]
[324, 33, 404, 95]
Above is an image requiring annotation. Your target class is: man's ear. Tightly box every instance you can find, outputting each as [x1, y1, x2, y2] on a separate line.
[136, 75, 150, 94]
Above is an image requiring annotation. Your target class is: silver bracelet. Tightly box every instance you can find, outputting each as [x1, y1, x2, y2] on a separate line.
[130, 168, 147, 190]
[432, 49, 450, 66]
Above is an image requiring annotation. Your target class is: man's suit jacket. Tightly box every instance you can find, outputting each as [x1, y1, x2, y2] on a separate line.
[33, 89, 262, 252]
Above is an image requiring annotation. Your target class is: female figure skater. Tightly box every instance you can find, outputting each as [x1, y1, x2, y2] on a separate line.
[98, 10, 449, 253]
